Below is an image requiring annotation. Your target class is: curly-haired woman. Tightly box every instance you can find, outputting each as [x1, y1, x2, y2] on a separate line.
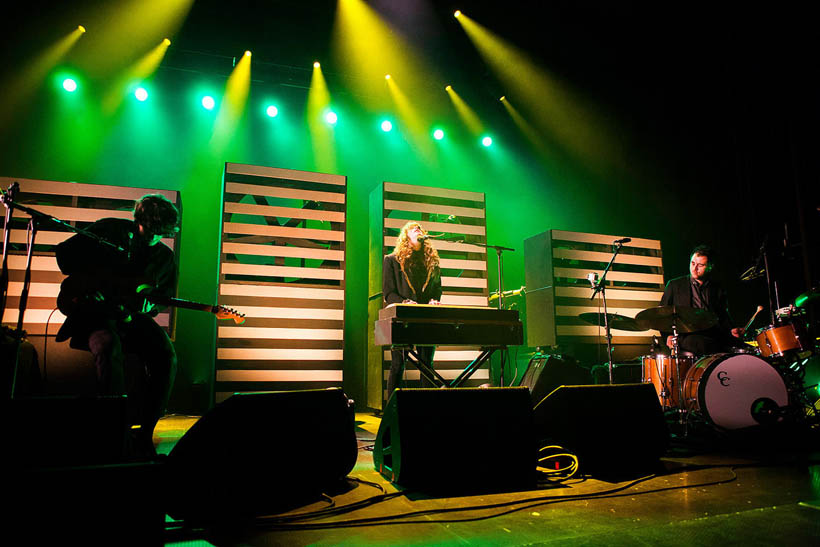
[382, 221, 442, 397]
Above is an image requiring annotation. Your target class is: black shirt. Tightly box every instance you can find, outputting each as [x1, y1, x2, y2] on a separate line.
[382, 252, 442, 305]
[55, 218, 176, 341]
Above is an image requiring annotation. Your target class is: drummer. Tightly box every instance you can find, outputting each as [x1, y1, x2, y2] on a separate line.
[660, 245, 744, 355]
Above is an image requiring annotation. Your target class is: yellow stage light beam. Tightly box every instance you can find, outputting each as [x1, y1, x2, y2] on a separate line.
[1, 25, 85, 126]
[386, 76, 433, 160]
[500, 96, 551, 158]
[210, 51, 252, 152]
[306, 62, 337, 173]
[70, 0, 193, 76]
[456, 12, 619, 170]
[332, 0, 445, 113]
[102, 37, 172, 113]
[445, 85, 483, 136]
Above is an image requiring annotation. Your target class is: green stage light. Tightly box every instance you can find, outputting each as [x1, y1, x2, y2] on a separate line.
[325, 110, 338, 125]
[266, 105, 279, 118]
[201, 95, 215, 110]
[381, 119, 393, 132]
[482, 135, 493, 147]
[135, 87, 148, 101]
[433, 128, 444, 140]
[62, 78, 77, 92]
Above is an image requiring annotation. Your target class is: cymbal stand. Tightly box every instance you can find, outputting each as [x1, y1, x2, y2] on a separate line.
[667, 314, 690, 427]
[589, 241, 626, 384]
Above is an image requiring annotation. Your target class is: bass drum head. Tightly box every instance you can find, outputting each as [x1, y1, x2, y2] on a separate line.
[686, 353, 789, 430]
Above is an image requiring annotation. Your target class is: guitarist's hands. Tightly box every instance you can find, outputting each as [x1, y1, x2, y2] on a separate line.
[136, 283, 159, 315]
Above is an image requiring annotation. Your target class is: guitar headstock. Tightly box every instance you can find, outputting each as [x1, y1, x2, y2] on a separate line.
[215, 305, 246, 325]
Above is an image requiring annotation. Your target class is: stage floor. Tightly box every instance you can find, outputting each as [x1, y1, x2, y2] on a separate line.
[155, 412, 820, 547]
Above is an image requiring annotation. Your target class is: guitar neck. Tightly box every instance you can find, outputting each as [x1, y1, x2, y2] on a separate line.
[147, 295, 215, 314]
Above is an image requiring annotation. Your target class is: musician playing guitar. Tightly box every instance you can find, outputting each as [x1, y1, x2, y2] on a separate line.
[55, 194, 180, 456]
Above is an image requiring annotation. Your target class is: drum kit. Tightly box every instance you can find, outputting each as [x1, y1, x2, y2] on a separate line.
[580, 287, 819, 433]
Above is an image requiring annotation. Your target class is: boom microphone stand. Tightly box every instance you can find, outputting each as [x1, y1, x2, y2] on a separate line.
[589, 238, 630, 384]
[1, 182, 125, 398]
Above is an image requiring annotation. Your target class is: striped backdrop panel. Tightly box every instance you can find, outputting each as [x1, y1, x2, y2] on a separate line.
[0, 176, 179, 337]
[215, 163, 346, 402]
[524, 230, 664, 354]
[367, 181, 490, 410]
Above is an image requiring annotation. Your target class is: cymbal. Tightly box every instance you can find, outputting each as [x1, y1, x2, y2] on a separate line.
[635, 305, 718, 333]
[578, 312, 644, 332]
[796, 287, 819, 308]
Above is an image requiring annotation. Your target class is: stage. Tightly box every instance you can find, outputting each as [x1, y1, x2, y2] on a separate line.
[153, 411, 820, 546]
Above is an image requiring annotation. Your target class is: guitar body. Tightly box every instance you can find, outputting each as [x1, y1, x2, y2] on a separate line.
[56, 274, 245, 344]
[56, 274, 148, 321]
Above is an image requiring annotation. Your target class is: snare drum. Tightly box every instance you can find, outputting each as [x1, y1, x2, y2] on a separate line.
[755, 322, 806, 358]
[642, 353, 694, 409]
[682, 353, 789, 429]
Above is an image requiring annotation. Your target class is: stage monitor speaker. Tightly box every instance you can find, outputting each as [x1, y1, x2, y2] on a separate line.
[373, 387, 536, 493]
[518, 355, 592, 404]
[533, 383, 668, 474]
[166, 388, 357, 522]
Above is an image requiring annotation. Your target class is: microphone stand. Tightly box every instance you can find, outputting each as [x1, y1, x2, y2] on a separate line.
[589, 241, 626, 384]
[1, 183, 126, 399]
[465, 240, 515, 387]
[470, 242, 515, 310]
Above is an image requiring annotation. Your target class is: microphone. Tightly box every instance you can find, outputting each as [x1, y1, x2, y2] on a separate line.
[614, 237, 631, 245]
[587, 272, 598, 287]
[417, 235, 427, 243]
[488, 286, 526, 302]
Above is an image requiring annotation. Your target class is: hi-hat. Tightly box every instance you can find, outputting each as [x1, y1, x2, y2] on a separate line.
[578, 312, 644, 332]
[635, 305, 718, 333]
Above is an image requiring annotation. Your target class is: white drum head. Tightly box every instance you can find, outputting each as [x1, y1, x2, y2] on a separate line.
[699, 354, 788, 429]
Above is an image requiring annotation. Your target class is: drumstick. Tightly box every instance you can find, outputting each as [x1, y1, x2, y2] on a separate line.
[743, 305, 764, 333]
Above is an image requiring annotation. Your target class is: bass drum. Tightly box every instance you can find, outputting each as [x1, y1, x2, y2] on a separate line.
[683, 353, 789, 430]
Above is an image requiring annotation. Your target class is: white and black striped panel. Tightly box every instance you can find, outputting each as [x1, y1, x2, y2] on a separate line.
[0, 176, 179, 336]
[216, 163, 346, 397]
[380, 182, 489, 386]
[550, 230, 664, 346]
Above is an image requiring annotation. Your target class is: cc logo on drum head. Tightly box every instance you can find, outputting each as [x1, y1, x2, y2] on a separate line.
[717, 370, 731, 386]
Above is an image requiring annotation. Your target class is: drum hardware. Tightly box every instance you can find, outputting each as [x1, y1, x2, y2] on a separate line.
[642, 352, 694, 410]
[635, 305, 719, 334]
[578, 312, 644, 332]
[682, 353, 790, 430]
[635, 305, 718, 424]
[755, 322, 809, 358]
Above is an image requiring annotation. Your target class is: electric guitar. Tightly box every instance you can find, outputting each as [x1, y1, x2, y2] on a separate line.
[145, 294, 245, 324]
[56, 275, 246, 325]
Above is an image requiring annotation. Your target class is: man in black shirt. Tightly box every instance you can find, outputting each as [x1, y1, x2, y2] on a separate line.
[660, 245, 743, 355]
[55, 194, 179, 454]
[382, 221, 442, 395]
